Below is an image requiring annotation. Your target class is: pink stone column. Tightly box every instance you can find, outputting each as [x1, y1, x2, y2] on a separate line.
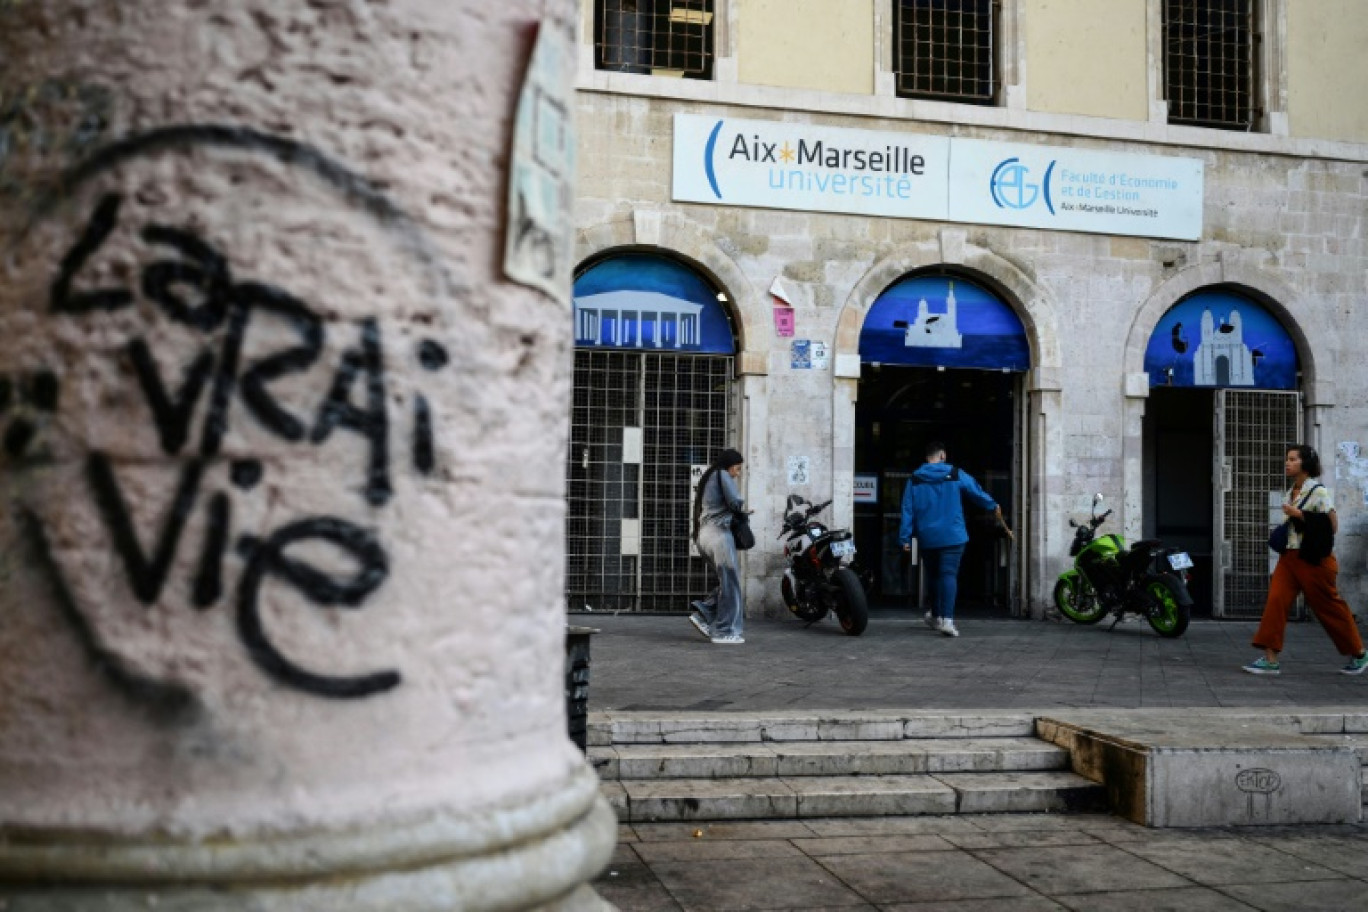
[0, 1, 613, 908]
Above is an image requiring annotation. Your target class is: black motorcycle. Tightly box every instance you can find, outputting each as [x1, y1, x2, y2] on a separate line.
[1053, 494, 1194, 637]
[779, 494, 869, 636]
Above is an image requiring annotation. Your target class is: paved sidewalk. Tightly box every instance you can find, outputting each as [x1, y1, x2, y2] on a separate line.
[597, 812, 1368, 911]
[577, 612, 1368, 712]
[580, 612, 1368, 910]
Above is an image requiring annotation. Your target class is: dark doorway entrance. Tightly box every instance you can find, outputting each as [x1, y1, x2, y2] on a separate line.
[1142, 387, 1215, 617]
[853, 365, 1018, 617]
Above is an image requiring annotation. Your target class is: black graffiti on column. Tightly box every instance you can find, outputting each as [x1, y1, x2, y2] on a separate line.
[42, 192, 457, 698]
[0, 370, 61, 458]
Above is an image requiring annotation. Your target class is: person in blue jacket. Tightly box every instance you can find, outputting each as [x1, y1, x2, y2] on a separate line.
[899, 441, 1007, 637]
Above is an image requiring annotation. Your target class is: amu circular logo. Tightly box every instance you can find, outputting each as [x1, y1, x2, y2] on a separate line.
[991, 157, 1056, 215]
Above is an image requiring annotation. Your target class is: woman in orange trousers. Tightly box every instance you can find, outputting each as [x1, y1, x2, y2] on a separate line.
[1244, 444, 1367, 676]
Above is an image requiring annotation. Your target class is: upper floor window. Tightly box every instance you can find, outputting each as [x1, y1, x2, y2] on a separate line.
[594, 0, 715, 79]
[893, 0, 998, 105]
[1163, 0, 1258, 130]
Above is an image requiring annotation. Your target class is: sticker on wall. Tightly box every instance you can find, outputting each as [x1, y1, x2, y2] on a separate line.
[792, 339, 812, 369]
[771, 276, 795, 337]
[859, 275, 1029, 370]
[572, 254, 736, 353]
[1143, 291, 1297, 389]
[810, 341, 829, 370]
[787, 455, 810, 486]
[504, 19, 576, 304]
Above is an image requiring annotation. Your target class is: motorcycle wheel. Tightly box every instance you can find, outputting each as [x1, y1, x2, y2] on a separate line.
[781, 574, 826, 623]
[832, 567, 869, 636]
[1053, 575, 1107, 624]
[1144, 578, 1190, 638]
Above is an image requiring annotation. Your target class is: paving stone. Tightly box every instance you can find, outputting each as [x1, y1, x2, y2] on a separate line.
[789, 834, 957, 855]
[814, 850, 1037, 904]
[1121, 834, 1343, 885]
[632, 837, 807, 864]
[970, 844, 1192, 894]
[649, 856, 869, 911]
[590, 859, 683, 912]
[801, 815, 989, 837]
[1222, 878, 1368, 912]
[1239, 832, 1368, 879]
[941, 829, 1105, 849]
[1052, 886, 1261, 912]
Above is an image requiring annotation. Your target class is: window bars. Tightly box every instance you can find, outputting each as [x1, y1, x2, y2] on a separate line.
[1164, 0, 1257, 130]
[566, 350, 735, 613]
[595, 0, 715, 79]
[894, 0, 997, 105]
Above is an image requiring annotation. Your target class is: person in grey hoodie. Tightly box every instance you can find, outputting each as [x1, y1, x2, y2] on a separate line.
[689, 448, 750, 644]
[899, 441, 1005, 637]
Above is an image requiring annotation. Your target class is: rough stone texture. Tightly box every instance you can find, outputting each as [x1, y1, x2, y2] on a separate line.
[0, 0, 613, 907]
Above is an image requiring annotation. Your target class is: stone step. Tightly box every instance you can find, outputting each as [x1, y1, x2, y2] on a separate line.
[600, 771, 1105, 823]
[588, 710, 1037, 747]
[590, 736, 1068, 780]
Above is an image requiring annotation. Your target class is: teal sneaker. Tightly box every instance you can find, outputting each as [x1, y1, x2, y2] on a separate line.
[1341, 652, 1368, 675]
[1242, 656, 1281, 676]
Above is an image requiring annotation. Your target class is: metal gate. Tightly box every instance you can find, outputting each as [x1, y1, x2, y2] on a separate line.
[566, 349, 735, 612]
[1214, 389, 1302, 618]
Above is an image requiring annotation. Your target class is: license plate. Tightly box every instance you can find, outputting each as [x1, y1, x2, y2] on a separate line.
[1168, 551, 1193, 571]
[830, 540, 855, 558]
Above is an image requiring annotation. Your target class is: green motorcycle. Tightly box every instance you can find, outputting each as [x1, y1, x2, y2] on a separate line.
[1053, 494, 1194, 638]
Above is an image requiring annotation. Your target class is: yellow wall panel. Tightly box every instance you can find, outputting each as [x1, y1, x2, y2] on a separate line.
[738, 0, 874, 95]
[1288, 1, 1368, 143]
[1024, 0, 1147, 121]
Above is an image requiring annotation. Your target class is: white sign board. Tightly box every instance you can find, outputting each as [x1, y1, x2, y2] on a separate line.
[673, 114, 1204, 241]
[948, 139, 1204, 241]
[673, 114, 951, 221]
[853, 474, 878, 504]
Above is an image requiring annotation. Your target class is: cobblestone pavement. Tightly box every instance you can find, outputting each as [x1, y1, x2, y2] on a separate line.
[580, 612, 1368, 910]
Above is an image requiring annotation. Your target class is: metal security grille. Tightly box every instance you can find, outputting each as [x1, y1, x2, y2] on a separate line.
[567, 350, 734, 613]
[1164, 0, 1257, 130]
[595, 0, 715, 79]
[894, 0, 997, 104]
[1216, 389, 1301, 618]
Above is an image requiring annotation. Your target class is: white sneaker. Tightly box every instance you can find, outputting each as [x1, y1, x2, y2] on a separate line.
[923, 611, 938, 630]
[938, 619, 960, 638]
[710, 633, 745, 645]
[688, 612, 711, 641]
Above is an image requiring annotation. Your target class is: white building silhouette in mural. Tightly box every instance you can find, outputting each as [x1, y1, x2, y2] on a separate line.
[904, 281, 964, 349]
[573, 291, 705, 348]
[1193, 308, 1255, 386]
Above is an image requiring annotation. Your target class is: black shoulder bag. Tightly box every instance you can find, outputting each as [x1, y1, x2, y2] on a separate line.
[1268, 483, 1320, 554]
[715, 473, 755, 550]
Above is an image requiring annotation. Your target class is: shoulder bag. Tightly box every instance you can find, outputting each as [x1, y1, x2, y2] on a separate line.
[1268, 483, 1320, 554]
[715, 473, 756, 550]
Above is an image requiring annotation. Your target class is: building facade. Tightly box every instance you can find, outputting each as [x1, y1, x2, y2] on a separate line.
[569, 0, 1368, 622]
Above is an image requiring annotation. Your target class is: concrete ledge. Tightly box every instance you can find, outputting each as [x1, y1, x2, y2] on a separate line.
[1038, 712, 1364, 828]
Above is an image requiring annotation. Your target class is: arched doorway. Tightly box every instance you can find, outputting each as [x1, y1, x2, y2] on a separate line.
[854, 272, 1030, 616]
[1141, 287, 1301, 618]
[567, 252, 738, 612]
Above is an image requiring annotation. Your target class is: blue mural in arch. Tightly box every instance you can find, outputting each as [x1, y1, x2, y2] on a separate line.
[1144, 291, 1297, 389]
[573, 254, 736, 354]
[859, 275, 1030, 370]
